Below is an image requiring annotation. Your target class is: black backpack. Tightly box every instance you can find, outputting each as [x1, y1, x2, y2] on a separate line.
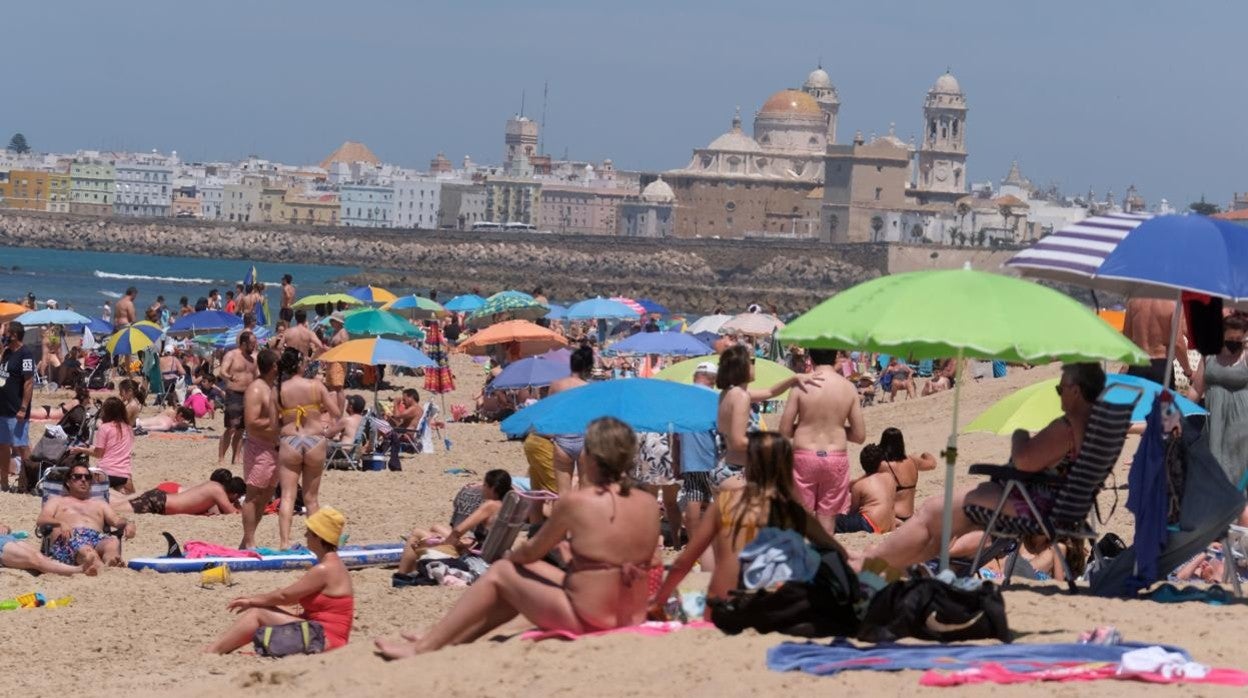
[708, 546, 862, 638]
[857, 572, 1010, 643]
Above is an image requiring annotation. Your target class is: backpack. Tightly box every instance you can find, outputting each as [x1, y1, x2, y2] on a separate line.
[857, 573, 1010, 643]
[708, 546, 862, 638]
[253, 621, 326, 657]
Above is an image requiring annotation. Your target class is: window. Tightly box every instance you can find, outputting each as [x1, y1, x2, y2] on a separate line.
[874, 187, 882, 201]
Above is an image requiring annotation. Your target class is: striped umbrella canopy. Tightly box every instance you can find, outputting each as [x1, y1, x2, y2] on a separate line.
[105, 326, 158, 355]
[128, 321, 166, 342]
[609, 296, 647, 316]
[319, 337, 436, 369]
[346, 285, 399, 304]
[466, 291, 549, 328]
[382, 294, 448, 320]
[292, 293, 365, 310]
[1004, 213, 1152, 285]
[444, 294, 486, 313]
[197, 325, 271, 350]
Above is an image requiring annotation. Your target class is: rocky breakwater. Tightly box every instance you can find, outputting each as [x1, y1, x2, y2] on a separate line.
[0, 212, 880, 313]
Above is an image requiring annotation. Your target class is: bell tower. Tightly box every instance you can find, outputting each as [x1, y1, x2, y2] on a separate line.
[917, 70, 968, 195]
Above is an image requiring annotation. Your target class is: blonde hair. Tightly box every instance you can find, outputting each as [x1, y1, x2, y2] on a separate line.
[583, 417, 636, 494]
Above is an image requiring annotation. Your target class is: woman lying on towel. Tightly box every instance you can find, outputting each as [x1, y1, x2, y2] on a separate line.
[206, 508, 353, 654]
[650, 431, 846, 617]
[114, 469, 245, 516]
[856, 362, 1104, 572]
[375, 417, 660, 658]
[396, 469, 513, 573]
[30, 385, 93, 422]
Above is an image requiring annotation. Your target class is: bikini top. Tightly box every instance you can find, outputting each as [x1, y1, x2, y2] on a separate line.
[280, 403, 322, 428]
[884, 461, 916, 492]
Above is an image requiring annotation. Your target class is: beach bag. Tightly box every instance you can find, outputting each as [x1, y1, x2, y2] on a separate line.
[708, 547, 861, 638]
[253, 621, 326, 657]
[30, 434, 70, 465]
[858, 574, 1010, 643]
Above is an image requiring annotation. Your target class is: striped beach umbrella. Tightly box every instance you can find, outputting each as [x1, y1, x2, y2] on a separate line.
[1004, 213, 1152, 285]
[609, 296, 647, 316]
[466, 291, 549, 328]
[105, 326, 158, 355]
[201, 325, 271, 350]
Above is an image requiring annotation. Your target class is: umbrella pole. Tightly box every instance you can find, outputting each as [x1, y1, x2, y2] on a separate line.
[938, 346, 966, 572]
[1162, 289, 1182, 389]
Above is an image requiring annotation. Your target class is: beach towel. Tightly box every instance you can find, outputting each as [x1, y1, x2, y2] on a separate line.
[766, 639, 1190, 676]
[920, 660, 1248, 687]
[1126, 400, 1169, 592]
[183, 541, 263, 560]
[521, 620, 713, 642]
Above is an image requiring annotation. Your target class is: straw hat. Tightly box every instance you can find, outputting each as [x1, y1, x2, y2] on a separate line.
[306, 507, 346, 546]
[328, 312, 345, 325]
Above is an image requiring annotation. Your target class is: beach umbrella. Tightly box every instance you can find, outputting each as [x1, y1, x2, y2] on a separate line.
[566, 297, 641, 321]
[457, 319, 568, 358]
[105, 326, 157, 355]
[636, 298, 671, 315]
[343, 308, 422, 339]
[777, 265, 1149, 572]
[444, 294, 486, 313]
[609, 296, 647, 316]
[346, 285, 398, 304]
[0, 302, 27, 321]
[489, 355, 571, 391]
[68, 318, 113, 336]
[14, 308, 92, 326]
[1003, 212, 1153, 287]
[687, 314, 733, 335]
[382, 295, 448, 320]
[500, 378, 717, 437]
[537, 347, 572, 364]
[609, 331, 713, 357]
[545, 304, 568, 320]
[292, 293, 365, 310]
[657, 354, 795, 398]
[167, 310, 242, 336]
[465, 290, 549, 329]
[721, 312, 784, 336]
[319, 337, 436, 369]
[965, 373, 1207, 436]
[202, 325, 271, 349]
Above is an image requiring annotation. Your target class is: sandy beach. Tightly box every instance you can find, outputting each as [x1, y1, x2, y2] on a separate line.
[2, 355, 1245, 698]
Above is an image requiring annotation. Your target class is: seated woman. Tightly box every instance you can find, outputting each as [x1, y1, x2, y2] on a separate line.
[136, 406, 196, 433]
[31, 385, 93, 422]
[376, 417, 660, 658]
[117, 379, 144, 427]
[651, 432, 846, 613]
[859, 363, 1104, 572]
[921, 359, 957, 396]
[115, 469, 245, 516]
[206, 508, 353, 654]
[877, 426, 937, 523]
[396, 470, 513, 573]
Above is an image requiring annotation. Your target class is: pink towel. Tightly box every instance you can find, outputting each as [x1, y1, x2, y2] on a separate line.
[183, 541, 263, 559]
[521, 620, 713, 642]
[920, 662, 1248, 687]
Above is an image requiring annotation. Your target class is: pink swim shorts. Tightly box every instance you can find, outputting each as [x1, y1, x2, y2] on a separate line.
[792, 448, 850, 516]
[243, 436, 279, 489]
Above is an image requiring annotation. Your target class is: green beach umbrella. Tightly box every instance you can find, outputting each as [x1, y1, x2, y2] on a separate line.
[777, 265, 1149, 572]
[382, 294, 448, 321]
[466, 291, 549, 329]
[342, 308, 422, 339]
[657, 354, 795, 399]
[291, 293, 365, 310]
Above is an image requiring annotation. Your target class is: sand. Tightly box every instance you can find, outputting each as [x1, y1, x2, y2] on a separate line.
[2, 355, 1245, 698]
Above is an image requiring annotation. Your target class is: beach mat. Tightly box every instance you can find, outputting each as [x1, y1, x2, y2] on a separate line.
[128, 542, 404, 573]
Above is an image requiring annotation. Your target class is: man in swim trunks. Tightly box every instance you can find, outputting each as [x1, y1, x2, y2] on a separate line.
[324, 312, 349, 413]
[835, 444, 897, 534]
[240, 349, 280, 548]
[115, 472, 245, 516]
[280, 274, 296, 310]
[674, 362, 720, 549]
[218, 331, 259, 466]
[283, 310, 325, 358]
[778, 347, 865, 536]
[36, 463, 134, 574]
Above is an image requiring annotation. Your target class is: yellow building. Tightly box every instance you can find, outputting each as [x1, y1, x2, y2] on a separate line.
[0, 170, 72, 212]
[280, 192, 340, 226]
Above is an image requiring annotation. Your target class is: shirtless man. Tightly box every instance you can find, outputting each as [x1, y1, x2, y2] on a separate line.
[282, 310, 324, 358]
[236, 284, 257, 318]
[325, 395, 367, 446]
[36, 463, 135, 574]
[323, 313, 350, 412]
[217, 331, 259, 465]
[114, 470, 245, 516]
[114, 287, 138, 327]
[1123, 297, 1192, 387]
[834, 444, 897, 534]
[778, 347, 865, 535]
[240, 349, 280, 549]
[280, 274, 296, 310]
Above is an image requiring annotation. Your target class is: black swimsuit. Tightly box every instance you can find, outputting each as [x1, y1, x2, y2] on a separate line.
[885, 461, 916, 521]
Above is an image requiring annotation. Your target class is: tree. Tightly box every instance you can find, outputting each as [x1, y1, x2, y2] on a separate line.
[1189, 195, 1221, 216]
[7, 132, 29, 154]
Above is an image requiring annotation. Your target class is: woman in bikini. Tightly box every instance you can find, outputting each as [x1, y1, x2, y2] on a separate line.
[396, 469, 513, 574]
[117, 379, 144, 427]
[651, 431, 847, 613]
[375, 417, 660, 658]
[275, 348, 339, 550]
[877, 427, 937, 522]
[549, 344, 594, 494]
[32, 385, 92, 422]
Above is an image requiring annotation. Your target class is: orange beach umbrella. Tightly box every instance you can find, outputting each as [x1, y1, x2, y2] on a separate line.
[457, 319, 568, 358]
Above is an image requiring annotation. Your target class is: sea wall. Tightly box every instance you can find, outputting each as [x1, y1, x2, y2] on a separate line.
[0, 211, 1021, 313]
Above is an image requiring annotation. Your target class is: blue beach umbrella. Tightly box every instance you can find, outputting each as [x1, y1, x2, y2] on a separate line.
[608, 331, 712, 357]
[208, 325, 271, 349]
[489, 355, 571, 391]
[545, 303, 568, 320]
[444, 294, 486, 313]
[500, 378, 718, 436]
[167, 310, 242, 335]
[15, 309, 93, 326]
[69, 318, 113, 335]
[636, 299, 671, 315]
[565, 297, 641, 321]
[1095, 215, 1248, 303]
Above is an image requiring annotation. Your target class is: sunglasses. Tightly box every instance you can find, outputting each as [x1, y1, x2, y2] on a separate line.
[68, 473, 92, 482]
[1054, 383, 1073, 396]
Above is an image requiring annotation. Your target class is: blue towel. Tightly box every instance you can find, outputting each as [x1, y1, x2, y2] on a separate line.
[766, 639, 1190, 675]
[1126, 398, 1170, 593]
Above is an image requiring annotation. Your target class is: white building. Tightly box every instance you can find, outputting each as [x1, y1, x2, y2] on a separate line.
[200, 182, 224, 220]
[339, 184, 393, 227]
[391, 179, 441, 229]
[113, 162, 173, 217]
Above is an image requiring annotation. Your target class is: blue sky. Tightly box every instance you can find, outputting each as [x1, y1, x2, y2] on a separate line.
[5, 0, 1244, 207]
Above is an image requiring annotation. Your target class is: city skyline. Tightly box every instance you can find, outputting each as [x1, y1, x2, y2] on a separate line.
[4, 1, 1245, 207]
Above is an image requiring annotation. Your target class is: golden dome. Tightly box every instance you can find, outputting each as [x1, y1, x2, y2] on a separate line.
[759, 90, 821, 116]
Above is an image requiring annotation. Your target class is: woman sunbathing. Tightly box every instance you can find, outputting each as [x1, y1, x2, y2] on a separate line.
[396, 470, 512, 573]
[136, 406, 196, 432]
[31, 385, 93, 421]
[206, 508, 354, 654]
[857, 363, 1104, 572]
[376, 417, 660, 658]
[651, 431, 845, 613]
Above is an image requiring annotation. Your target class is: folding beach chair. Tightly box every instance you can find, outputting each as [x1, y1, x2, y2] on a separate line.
[36, 466, 126, 558]
[393, 402, 440, 455]
[478, 489, 559, 563]
[326, 410, 373, 471]
[965, 385, 1141, 592]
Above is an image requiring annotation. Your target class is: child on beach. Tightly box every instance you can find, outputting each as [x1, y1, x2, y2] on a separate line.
[71, 397, 135, 494]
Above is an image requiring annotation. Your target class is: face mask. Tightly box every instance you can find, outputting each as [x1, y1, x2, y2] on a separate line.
[1226, 340, 1245, 354]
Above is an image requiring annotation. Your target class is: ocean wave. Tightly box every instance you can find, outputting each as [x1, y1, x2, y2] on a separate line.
[99, 290, 123, 299]
[94, 270, 218, 284]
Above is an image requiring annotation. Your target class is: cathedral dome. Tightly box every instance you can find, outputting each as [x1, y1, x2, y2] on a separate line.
[707, 125, 762, 153]
[804, 67, 832, 90]
[932, 71, 962, 94]
[759, 90, 822, 117]
[640, 177, 675, 203]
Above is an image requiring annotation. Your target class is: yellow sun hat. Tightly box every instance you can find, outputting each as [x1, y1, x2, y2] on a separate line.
[306, 507, 346, 546]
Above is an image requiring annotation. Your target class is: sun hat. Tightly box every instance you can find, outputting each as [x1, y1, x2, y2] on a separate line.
[328, 311, 345, 325]
[694, 361, 718, 375]
[306, 507, 346, 546]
